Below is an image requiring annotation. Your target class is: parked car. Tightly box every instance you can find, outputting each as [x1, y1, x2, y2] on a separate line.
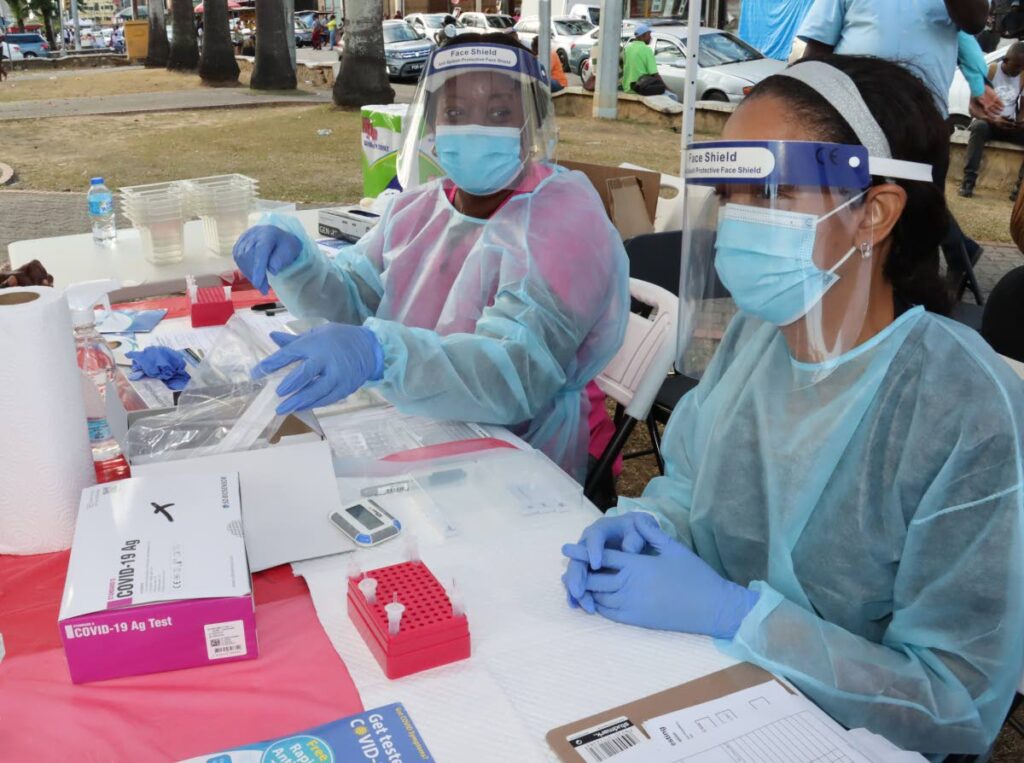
[948, 43, 1014, 129]
[406, 12, 463, 38]
[336, 20, 434, 80]
[569, 22, 636, 76]
[514, 15, 595, 71]
[1, 39, 25, 62]
[458, 12, 518, 38]
[650, 25, 786, 102]
[568, 4, 600, 25]
[4, 32, 50, 58]
[294, 18, 313, 47]
[575, 22, 784, 102]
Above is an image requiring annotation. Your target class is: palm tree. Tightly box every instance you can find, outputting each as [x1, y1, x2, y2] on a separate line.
[147, 0, 170, 67]
[167, 0, 199, 70]
[251, 0, 295, 90]
[333, 0, 393, 108]
[27, 0, 57, 47]
[7, 0, 28, 32]
[198, 0, 239, 84]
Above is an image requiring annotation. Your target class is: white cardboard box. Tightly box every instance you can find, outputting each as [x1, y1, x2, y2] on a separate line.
[58, 472, 257, 683]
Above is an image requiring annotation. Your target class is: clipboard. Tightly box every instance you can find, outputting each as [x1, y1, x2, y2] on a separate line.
[546, 662, 794, 762]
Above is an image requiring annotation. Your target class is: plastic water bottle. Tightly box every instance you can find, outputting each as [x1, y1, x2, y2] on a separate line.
[71, 292, 131, 481]
[88, 177, 116, 247]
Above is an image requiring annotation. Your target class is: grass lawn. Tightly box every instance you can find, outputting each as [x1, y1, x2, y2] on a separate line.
[2, 104, 688, 203]
[0, 68, 206, 102]
[3, 100, 1011, 242]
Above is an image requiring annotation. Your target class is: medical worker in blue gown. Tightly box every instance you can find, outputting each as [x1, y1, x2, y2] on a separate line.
[231, 33, 629, 481]
[562, 56, 1024, 759]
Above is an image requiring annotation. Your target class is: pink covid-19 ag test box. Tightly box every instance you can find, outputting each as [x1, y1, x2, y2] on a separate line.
[58, 472, 258, 683]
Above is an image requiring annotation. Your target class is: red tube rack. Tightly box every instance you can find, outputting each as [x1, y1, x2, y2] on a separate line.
[190, 286, 235, 328]
[347, 561, 470, 680]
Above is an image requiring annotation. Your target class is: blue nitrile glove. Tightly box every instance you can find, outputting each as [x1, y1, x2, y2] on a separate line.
[126, 346, 191, 391]
[561, 512, 660, 614]
[251, 324, 384, 415]
[562, 517, 759, 639]
[232, 225, 303, 294]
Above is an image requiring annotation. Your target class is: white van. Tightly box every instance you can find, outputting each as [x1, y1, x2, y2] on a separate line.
[568, 4, 600, 25]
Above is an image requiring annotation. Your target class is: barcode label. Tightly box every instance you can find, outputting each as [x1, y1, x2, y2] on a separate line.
[569, 717, 648, 762]
[204, 620, 247, 660]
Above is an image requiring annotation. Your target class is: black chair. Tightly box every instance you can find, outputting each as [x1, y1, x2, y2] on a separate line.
[619, 231, 706, 474]
[981, 265, 1024, 363]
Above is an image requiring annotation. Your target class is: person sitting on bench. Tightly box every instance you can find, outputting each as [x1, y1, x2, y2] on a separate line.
[960, 42, 1024, 199]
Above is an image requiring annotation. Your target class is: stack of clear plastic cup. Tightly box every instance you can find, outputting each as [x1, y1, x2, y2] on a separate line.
[120, 182, 188, 265]
[182, 175, 259, 258]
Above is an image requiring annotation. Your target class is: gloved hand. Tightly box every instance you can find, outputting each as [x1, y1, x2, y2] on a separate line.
[561, 512, 661, 614]
[561, 517, 759, 639]
[232, 225, 303, 294]
[126, 346, 191, 391]
[251, 324, 384, 415]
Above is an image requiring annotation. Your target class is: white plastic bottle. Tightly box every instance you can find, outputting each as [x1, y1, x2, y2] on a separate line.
[87, 177, 116, 246]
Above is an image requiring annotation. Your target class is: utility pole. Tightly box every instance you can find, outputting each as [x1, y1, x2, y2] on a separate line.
[592, 0, 623, 119]
[70, 0, 80, 50]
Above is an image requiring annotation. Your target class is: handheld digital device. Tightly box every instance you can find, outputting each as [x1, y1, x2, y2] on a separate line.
[329, 500, 402, 547]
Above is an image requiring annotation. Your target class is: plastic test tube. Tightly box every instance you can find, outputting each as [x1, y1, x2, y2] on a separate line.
[385, 593, 405, 636]
[449, 577, 465, 618]
[358, 576, 378, 605]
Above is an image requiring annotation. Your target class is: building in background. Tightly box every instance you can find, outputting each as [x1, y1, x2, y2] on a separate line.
[79, 0, 118, 25]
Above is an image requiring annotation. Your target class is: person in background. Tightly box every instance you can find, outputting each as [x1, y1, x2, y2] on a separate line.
[0, 260, 52, 288]
[621, 23, 659, 94]
[798, 0, 992, 295]
[562, 55, 1024, 759]
[530, 36, 567, 92]
[394, 10, 403, 19]
[311, 16, 322, 50]
[231, 33, 628, 484]
[0, 34, 7, 83]
[960, 41, 1024, 198]
[327, 15, 338, 48]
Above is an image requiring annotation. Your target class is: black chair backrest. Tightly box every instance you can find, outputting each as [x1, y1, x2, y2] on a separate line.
[623, 230, 729, 300]
[981, 265, 1024, 363]
[624, 231, 681, 295]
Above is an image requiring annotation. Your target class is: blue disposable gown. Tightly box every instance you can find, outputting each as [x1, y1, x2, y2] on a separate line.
[265, 165, 630, 481]
[613, 307, 1024, 756]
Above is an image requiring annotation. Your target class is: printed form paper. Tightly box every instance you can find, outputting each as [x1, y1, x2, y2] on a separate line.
[606, 682, 871, 763]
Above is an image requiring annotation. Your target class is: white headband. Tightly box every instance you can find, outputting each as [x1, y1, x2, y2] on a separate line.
[777, 61, 934, 183]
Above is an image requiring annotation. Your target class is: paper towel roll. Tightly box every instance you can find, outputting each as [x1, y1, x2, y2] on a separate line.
[0, 287, 95, 554]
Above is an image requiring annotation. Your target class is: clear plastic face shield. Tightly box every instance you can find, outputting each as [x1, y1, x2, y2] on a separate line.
[395, 41, 557, 195]
[677, 61, 935, 380]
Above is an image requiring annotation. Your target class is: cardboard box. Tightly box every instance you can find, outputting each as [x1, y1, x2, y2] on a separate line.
[560, 160, 661, 238]
[58, 472, 257, 683]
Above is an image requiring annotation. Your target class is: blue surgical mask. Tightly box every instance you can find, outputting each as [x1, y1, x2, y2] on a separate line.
[714, 192, 866, 326]
[434, 125, 525, 196]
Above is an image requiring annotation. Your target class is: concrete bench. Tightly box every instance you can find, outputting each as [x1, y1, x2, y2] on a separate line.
[234, 56, 335, 88]
[553, 86, 737, 134]
[948, 130, 1024, 194]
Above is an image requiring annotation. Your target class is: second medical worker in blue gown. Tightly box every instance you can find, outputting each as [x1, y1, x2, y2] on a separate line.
[231, 34, 629, 481]
[562, 56, 1024, 758]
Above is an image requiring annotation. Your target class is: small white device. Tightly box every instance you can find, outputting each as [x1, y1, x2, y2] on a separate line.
[317, 206, 381, 243]
[329, 500, 402, 547]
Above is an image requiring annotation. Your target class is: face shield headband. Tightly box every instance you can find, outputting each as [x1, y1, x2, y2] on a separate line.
[424, 42, 547, 89]
[685, 140, 931, 189]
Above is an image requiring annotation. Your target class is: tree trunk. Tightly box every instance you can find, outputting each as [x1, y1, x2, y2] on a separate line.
[42, 12, 55, 48]
[251, 0, 296, 90]
[167, 0, 199, 70]
[147, 0, 170, 67]
[198, 0, 239, 84]
[332, 0, 393, 108]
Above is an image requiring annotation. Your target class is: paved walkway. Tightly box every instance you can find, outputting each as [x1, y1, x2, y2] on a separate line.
[0, 88, 333, 121]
